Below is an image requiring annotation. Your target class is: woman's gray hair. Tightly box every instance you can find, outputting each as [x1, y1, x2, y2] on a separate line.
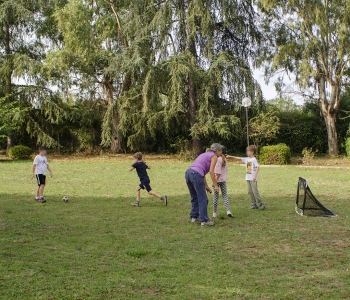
[210, 143, 224, 152]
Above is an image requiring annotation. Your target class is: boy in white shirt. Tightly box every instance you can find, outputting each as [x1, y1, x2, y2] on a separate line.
[31, 146, 53, 203]
[227, 145, 265, 210]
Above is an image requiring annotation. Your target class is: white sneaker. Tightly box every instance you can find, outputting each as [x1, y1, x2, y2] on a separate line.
[226, 211, 233, 217]
[201, 220, 215, 227]
[213, 212, 219, 218]
[191, 218, 198, 223]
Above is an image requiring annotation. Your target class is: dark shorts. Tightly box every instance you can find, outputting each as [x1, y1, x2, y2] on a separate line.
[139, 182, 152, 192]
[36, 174, 46, 186]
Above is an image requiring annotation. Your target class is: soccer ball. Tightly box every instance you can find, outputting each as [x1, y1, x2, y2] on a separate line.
[62, 196, 69, 202]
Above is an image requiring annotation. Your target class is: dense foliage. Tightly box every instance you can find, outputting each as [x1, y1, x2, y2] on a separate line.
[0, 0, 349, 156]
[259, 143, 291, 165]
[8, 145, 32, 159]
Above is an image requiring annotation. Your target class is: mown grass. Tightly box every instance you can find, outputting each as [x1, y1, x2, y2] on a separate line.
[0, 157, 350, 299]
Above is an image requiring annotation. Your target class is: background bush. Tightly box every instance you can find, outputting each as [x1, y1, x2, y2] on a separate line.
[345, 138, 350, 157]
[259, 143, 291, 165]
[8, 145, 32, 160]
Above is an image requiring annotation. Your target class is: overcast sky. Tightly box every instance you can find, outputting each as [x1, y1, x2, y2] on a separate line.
[253, 69, 305, 104]
[253, 68, 277, 101]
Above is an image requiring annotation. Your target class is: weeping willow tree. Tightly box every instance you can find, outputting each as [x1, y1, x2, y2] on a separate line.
[115, 0, 261, 154]
[48, 0, 136, 153]
[0, 0, 67, 152]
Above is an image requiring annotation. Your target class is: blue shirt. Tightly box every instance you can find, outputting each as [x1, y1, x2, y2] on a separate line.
[132, 161, 150, 182]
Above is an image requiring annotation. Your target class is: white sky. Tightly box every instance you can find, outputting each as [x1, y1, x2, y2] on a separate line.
[253, 68, 305, 104]
[253, 68, 277, 101]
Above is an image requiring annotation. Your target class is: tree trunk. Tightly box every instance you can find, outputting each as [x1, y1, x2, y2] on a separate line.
[187, 25, 202, 156]
[103, 77, 125, 153]
[188, 73, 202, 156]
[6, 134, 14, 155]
[4, 21, 14, 155]
[318, 76, 339, 156]
[111, 111, 125, 153]
[323, 112, 339, 156]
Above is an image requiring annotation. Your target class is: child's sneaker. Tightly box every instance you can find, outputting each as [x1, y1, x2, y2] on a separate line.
[259, 202, 265, 210]
[201, 220, 215, 227]
[38, 197, 46, 203]
[161, 195, 168, 206]
[213, 212, 219, 218]
[131, 201, 140, 207]
[35, 196, 40, 201]
[226, 210, 233, 217]
[191, 218, 199, 223]
[250, 203, 258, 209]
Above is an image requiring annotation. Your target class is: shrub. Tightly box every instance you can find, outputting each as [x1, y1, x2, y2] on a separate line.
[8, 145, 32, 159]
[346, 137, 350, 157]
[259, 143, 291, 165]
[302, 147, 315, 165]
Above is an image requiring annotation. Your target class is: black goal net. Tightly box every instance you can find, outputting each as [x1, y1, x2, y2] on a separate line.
[295, 177, 336, 217]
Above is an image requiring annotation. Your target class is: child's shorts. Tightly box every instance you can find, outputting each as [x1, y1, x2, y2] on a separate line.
[36, 174, 46, 186]
[139, 182, 152, 192]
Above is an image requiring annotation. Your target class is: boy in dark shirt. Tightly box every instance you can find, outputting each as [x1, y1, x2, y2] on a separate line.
[129, 152, 168, 207]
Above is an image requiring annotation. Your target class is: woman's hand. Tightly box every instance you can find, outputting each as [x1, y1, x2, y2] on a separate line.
[205, 186, 212, 193]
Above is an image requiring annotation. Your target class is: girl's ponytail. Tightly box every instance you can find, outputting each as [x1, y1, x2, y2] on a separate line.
[221, 154, 227, 167]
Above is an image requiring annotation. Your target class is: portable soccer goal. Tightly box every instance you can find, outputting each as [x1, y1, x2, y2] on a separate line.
[295, 177, 336, 217]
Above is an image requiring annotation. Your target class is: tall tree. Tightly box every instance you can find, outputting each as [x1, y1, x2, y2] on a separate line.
[0, 0, 67, 152]
[117, 0, 261, 155]
[259, 0, 350, 155]
[50, 0, 129, 153]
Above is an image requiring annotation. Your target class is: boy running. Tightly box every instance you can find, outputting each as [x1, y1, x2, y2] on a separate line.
[129, 152, 167, 207]
[227, 145, 265, 210]
[31, 146, 53, 203]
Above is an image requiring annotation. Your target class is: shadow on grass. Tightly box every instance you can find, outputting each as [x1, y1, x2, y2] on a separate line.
[0, 193, 344, 220]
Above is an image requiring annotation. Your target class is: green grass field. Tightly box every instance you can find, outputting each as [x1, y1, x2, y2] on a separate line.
[1, 157, 350, 299]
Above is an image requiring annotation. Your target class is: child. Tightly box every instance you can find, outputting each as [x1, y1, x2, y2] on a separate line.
[31, 146, 53, 203]
[213, 154, 233, 218]
[227, 145, 265, 210]
[129, 152, 167, 207]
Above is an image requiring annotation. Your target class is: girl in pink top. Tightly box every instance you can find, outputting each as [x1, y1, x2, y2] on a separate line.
[213, 154, 232, 217]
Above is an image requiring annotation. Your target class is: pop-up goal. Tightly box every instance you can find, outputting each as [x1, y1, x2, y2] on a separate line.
[295, 177, 336, 217]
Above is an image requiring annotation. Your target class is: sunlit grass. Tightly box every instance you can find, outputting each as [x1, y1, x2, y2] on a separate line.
[0, 157, 349, 299]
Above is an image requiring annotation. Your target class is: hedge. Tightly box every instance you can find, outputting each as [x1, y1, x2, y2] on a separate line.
[346, 137, 350, 157]
[8, 145, 32, 160]
[259, 143, 291, 165]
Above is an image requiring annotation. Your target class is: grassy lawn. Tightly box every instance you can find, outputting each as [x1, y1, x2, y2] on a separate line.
[1, 156, 350, 299]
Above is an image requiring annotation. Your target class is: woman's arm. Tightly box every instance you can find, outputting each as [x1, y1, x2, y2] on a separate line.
[203, 177, 212, 193]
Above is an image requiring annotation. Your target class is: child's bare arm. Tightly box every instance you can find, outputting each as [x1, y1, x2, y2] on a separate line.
[47, 165, 53, 177]
[226, 155, 242, 160]
[31, 165, 36, 179]
[253, 166, 259, 181]
[215, 173, 220, 181]
[128, 167, 135, 171]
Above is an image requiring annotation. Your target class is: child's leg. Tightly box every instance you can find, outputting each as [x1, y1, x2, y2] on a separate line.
[247, 181, 256, 204]
[38, 184, 45, 197]
[144, 183, 163, 199]
[36, 186, 40, 197]
[219, 182, 230, 211]
[149, 190, 161, 199]
[213, 187, 219, 213]
[136, 186, 141, 201]
[250, 181, 262, 204]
